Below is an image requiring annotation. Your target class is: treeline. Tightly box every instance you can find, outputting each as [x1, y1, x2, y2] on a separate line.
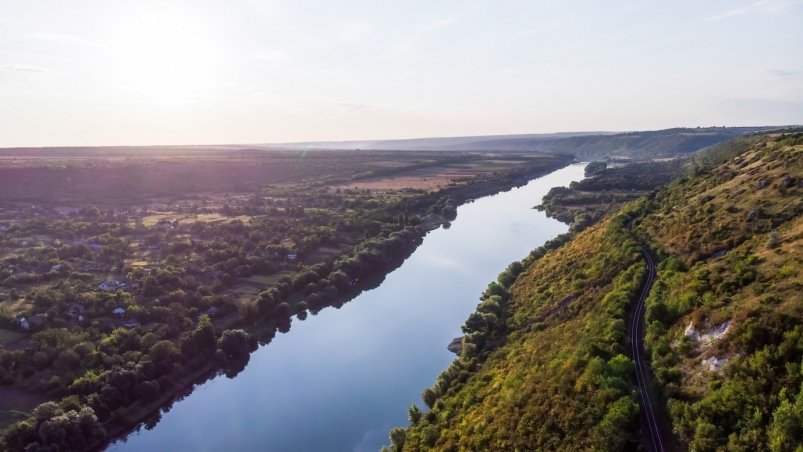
[0, 153, 574, 450]
[388, 208, 650, 450]
[539, 159, 685, 229]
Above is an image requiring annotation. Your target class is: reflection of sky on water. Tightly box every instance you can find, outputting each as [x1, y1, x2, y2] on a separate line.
[112, 164, 587, 452]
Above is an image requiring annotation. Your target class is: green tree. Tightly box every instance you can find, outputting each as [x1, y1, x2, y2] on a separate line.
[217, 329, 251, 358]
[408, 404, 422, 425]
[388, 427, 406, 451]
[150, 340, 181, 369]
[768, 390, 803, 452]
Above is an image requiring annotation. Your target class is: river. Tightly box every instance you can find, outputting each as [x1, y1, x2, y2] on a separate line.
[110, 163, 587, 452]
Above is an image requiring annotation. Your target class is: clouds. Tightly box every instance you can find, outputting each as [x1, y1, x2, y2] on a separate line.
[27, 31, 106, 49]
[1, 64, 47, 74]
[767, 69, 802, 78]
[332, 23, 373, 43]
[252, 49, 287, 61]
[706, 0, 803, 21]
[0, 0, 802, 146]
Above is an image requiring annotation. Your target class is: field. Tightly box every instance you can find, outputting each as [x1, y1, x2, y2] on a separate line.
[0, 144, 574, 449]
[337, 156, 559, 191]
[0, 329, 24, 347]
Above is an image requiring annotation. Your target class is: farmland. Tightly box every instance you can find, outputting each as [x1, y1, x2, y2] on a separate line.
[0, 146, 572, 450]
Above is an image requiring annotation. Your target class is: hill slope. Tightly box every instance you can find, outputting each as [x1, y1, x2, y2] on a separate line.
[274, 127, 780, 161]
[392, 132, 802, 451]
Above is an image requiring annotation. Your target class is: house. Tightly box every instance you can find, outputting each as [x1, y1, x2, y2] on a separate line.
[287, 252, 298, 261]
[99, 280, 120, 291]
[112, 307, 126, 317]
[123, 320, 137, 328]
[51, 264, 62, 272]
[205, 306, 219, 317]
[66, 304, 84, 320]
[99, 280, 132, 292]
[18, 315, 46, 331]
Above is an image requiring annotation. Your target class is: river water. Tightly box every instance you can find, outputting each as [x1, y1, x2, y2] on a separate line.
[111, 163, 587, 452]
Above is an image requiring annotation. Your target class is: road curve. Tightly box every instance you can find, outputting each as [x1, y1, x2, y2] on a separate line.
[630, 247, 667, 452]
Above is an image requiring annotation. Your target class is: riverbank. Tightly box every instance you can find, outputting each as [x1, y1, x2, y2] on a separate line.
[96, 157, 576, 450]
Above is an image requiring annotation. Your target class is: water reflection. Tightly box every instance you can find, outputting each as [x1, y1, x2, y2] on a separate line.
[111, 163, 587, 452]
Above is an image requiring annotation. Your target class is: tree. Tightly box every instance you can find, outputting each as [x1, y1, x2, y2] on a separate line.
[768, 390, 803, 452]
[150, 340, 181, 370]
[388, 427, 406, 452]
[408, 404, 422, 425]
[422, 387, 438, 408]
[274, 302, 291, 318]
[217, 329, 251, 358]
[137, 380, 161, 402]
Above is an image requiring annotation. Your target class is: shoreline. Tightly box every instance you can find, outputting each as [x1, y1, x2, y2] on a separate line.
[92, 157, 574, 450]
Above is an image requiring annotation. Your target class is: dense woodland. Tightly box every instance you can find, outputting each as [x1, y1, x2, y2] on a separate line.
[391, 132, 802, 451]
[0, 150, 571, 450]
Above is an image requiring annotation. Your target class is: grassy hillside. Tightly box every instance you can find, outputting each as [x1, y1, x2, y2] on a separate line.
[395, 210, 647, 450]
[443, 127, 777, 160]
[392, 132, 802, 451]
[636, 133, 803, 450]
[273, 127, 781, 161]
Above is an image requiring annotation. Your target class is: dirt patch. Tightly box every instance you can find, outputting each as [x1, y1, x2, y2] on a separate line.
[337, 175, 461, 191]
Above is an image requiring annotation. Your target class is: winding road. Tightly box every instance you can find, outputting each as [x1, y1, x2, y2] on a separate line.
[630, 247, 668, 452]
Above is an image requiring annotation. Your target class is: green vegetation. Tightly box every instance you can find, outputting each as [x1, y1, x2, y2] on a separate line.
[0, 148, 571, 450]
[351, 127, 777, 161]
[393, 209, 647, 450]
[636, 133, 803, 450]
[539, 159, 685, 229]
[392, 132, 802, 451]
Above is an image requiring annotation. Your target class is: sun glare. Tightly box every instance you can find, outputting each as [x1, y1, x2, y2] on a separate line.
[108, 7, 220, 105]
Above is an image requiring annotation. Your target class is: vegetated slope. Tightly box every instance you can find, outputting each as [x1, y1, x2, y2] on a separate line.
[271, 127, 779, 161]
[539, 159, 686, 229]
[397, 212, 647, 450]
[635, 133, 803, 450]
[441, 127, 776, 160]
[393, 133, 801, 451]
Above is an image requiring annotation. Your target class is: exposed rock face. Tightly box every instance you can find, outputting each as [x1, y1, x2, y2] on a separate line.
[447, 337, 463, 355]
[684, 320, 731, 346]
[702, 356, 728, 372]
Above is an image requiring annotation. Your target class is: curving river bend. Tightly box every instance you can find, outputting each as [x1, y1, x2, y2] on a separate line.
[111, 163, 587, 452]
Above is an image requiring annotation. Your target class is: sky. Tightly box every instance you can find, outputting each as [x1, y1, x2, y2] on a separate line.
[1, 0, 802, 147]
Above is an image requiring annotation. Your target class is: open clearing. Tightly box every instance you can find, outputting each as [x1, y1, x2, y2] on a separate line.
[0, 328, 24, 347]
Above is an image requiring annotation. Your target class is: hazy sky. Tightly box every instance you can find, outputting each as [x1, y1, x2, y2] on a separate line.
[1, 0, 802, 146]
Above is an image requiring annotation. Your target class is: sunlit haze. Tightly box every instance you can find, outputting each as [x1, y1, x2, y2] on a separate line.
[1, 0, 802, 147]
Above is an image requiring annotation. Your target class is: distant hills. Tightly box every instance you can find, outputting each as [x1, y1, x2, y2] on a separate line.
[0, 127, 793, 163]
[269, 127, 785, 160]
[265, 131, 610, 152]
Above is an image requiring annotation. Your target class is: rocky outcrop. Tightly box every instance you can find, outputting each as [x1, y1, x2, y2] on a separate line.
[447, 337, 463, 355]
